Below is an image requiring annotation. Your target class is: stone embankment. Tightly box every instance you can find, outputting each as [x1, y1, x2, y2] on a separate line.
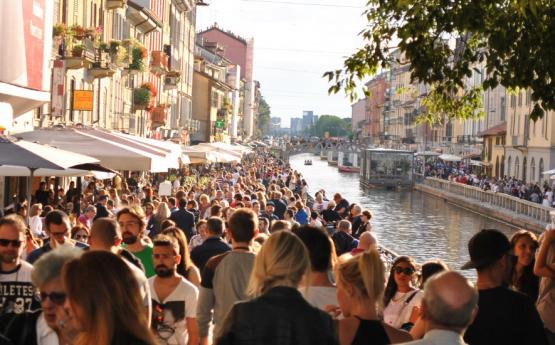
[415, 177, 550, 233]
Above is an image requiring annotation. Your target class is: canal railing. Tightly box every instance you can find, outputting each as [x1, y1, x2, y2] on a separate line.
[421, 177, 552, 225]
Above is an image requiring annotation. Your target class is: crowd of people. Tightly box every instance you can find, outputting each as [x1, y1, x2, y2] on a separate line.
[0, 150, 554, 345]
[424, 161, 555, 206]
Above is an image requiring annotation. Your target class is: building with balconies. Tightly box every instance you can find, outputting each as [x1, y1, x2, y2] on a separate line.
[505, 88, 554, 183]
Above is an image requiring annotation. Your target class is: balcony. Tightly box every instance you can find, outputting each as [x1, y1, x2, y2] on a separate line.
[64, 39, 95, 69]
[150, 51, 169, 75]
[88, 53, 117, 78]
[106, 0, 127, 9]
[150, 105, 167, 128]
[164, 71, 181, 90]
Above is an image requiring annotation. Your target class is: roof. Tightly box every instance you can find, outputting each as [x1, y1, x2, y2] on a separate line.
[198, 24, 248, 45]
[478, 122, 506, 137]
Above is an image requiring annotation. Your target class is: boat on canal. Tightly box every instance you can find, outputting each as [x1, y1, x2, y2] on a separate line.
[304, 159, 312, 165]
[338, 165, 360, 173]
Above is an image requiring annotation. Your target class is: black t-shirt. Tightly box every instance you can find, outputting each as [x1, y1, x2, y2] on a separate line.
[334, 199, 349, 218]
[464, 286, 548, 345]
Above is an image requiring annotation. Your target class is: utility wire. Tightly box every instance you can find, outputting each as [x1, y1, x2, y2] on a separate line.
[239, 0, 363, 8]
[256, 47, 350, 55]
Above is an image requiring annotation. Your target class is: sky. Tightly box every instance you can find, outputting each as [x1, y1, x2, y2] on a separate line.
[196, 0, 367, 128]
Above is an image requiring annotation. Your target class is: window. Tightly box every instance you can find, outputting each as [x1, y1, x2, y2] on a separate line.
[515, 157, 520, 179]
[501, 155, 505, 177]
[518, 91, 522, 107]
[522, 157, 527, 182]
[539, 158, 544, 182]
[526, 89, 531, 105]
[511, 94, 516, 108]
[508, 156, 512, 177]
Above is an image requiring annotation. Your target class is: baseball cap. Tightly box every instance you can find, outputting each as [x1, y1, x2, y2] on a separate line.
[461, 229, 511, 270]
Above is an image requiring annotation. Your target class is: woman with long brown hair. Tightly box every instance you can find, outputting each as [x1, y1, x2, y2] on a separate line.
[510, 229, 540, 301]
[62, 251, 157, 345]
[382, 256, 423, 331]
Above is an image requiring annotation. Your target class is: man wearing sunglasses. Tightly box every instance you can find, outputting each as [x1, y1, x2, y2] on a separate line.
[27, 210, 88, 265]
[0, 215, 41, 336]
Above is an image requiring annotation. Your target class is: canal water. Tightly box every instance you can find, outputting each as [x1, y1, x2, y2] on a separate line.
[290, 153, 516, 278]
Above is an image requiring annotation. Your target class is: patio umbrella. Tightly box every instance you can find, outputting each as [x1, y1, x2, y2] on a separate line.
[0, 135, 100, 221]
[542, 169, 555, 175]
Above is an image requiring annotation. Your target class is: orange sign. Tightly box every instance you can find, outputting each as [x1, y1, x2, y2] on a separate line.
[73, 90, 94, 111]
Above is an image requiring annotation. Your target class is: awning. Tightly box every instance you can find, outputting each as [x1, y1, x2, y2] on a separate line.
[462, 152, 482, 160]
[197, 142, 243, 159]
[16, 127, 171, 172]
[0, 82, 50, 116]
[469, 160, 490, 167]
[109, 131, 183, 168]
[183, 145, 239, 163]
[439, 154, 462, 162]
[415, 151, 440, 156]
[542, 169, 555, 175]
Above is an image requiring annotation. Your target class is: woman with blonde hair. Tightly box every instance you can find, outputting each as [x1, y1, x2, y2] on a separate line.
[61, 251, 157, 345]
[217, 231, 337, 345]
[334, 250, 412, 344]
[147, 202, 171, 238]
[29, 203, 44, 238]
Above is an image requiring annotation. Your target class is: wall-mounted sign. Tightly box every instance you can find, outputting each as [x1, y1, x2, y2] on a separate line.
[73, 90, 93, 111]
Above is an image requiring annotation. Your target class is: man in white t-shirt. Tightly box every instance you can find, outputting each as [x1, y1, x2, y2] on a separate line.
[294, 225, 338, 310]
[150, 235, 199, 345]
[0, 215, 41, 335]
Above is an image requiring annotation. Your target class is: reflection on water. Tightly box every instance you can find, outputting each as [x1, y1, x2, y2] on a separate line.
[290, 153, 516, 279]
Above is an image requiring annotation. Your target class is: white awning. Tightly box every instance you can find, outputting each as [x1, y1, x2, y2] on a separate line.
[439, 154, 462, 162]
[0, 82, 50, 116]
[16, 128, 171, 172]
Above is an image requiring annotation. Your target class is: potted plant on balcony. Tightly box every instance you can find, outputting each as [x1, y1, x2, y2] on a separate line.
[72, 44, 85, 57]
[129, 45, 148, 72]
[98, 42, 110, 53]
[71, 25, 86, 40]
[165, 71, 181, 85]
[140, 82, 158, 97]
[53, 23, 66, 38]
[133, 88, 151, 110]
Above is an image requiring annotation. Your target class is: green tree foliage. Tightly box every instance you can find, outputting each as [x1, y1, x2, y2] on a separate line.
[257, 95, 271, 136]
[325, 0, 554, 122]
[311, 115, 352, 138]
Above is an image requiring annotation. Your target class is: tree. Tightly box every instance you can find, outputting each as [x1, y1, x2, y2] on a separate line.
[325, 0, 555, 122]
[311, 115, 352, 138]
[257, 95, 271, 137]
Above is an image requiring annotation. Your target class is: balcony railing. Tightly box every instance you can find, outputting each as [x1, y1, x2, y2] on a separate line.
[88, 52, 117, 78]
[106, 0, 127, 9]
[422, 177, 552, 225]
[150, 51, 169, 74]
[164, 71, 181, 89]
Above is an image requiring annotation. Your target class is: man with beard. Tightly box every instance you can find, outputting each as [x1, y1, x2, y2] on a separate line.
[0, 215, 41, 335]
[149, 235, 199, 345]
[117, 206, 155, 277]
[89, 218, 151, 325]
[27, 210, 88, 264]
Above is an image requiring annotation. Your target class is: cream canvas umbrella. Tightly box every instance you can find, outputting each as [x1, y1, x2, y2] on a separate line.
[0, 135, 100, 221]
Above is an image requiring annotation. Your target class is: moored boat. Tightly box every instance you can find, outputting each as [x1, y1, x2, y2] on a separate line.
[338, 165, 360, 173]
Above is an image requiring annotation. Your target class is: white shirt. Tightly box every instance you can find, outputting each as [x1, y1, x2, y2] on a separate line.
[36, 313, 60, 345]
[0, 261, 40, 316]
[399, 329, 467, 345]
[383, 290, 423, 329]
[149, 276, 199, 345]
[30, 215, 44, 238]
[300, 286, 338, 311]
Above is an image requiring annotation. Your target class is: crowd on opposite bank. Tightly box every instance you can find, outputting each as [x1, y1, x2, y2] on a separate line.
[425, 162, 555, 206]
[0, 151, 554, 345]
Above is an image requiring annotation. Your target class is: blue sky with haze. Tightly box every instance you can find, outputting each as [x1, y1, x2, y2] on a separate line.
[196, 0, 366, 128]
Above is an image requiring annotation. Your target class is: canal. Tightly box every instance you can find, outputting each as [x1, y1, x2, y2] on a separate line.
[290, 153, 516, 277]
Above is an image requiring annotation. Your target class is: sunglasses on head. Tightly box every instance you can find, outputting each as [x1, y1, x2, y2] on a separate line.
[39, 291, 66, 305]
[393, 266, 415, 275]
[0, 239, 23, 248]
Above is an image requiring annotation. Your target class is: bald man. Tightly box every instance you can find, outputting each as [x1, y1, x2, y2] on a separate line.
[399, 271, 478, 345]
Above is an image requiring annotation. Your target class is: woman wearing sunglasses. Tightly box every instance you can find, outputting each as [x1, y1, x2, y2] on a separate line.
[383, 256, 423, 331]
